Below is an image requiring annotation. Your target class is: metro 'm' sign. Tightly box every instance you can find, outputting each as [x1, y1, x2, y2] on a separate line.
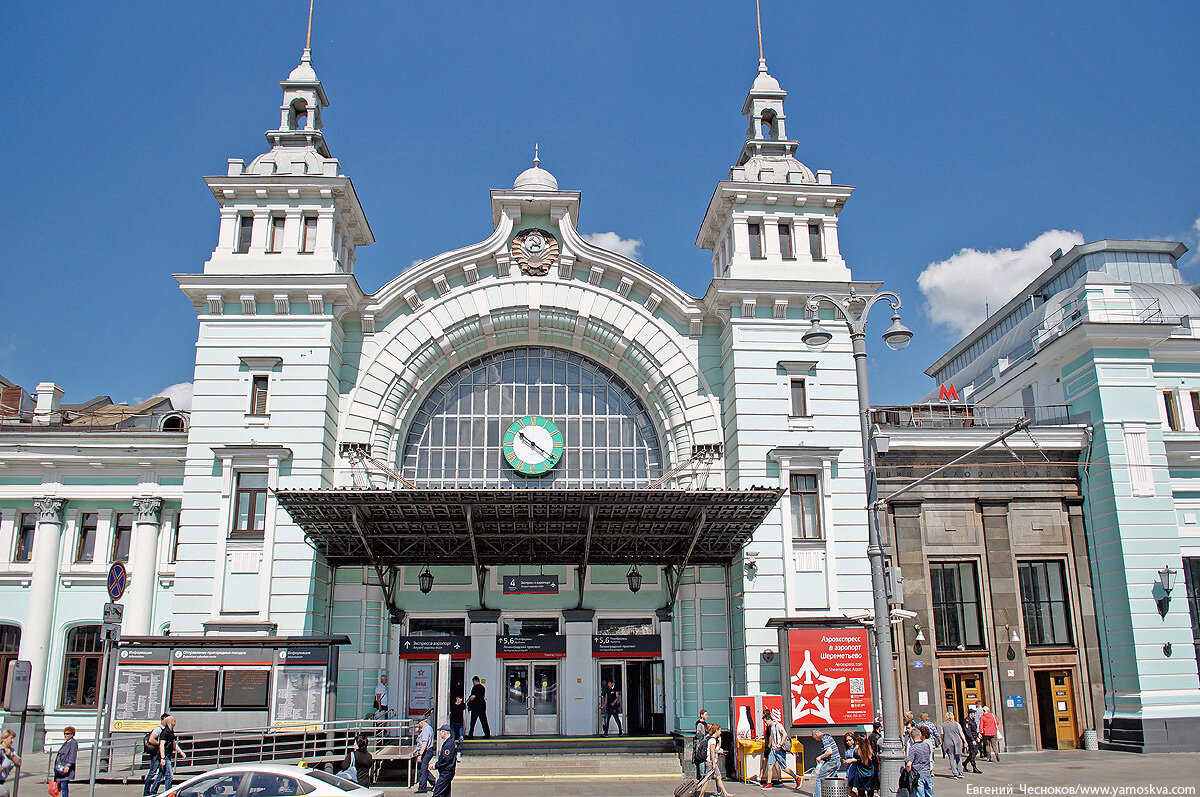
[939, 383, 960, 401]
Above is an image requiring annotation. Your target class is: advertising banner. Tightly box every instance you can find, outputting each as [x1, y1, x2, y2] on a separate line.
[407, 663, 435, 717]
[786, 628, 873, 726]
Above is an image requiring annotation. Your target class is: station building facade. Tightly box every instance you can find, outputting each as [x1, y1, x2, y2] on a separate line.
[0, 47, 906, 745]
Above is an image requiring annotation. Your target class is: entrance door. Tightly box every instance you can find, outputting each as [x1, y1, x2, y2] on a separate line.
[943, 671, 986, 721]
[599, 663, 623, 734]
[503, 662, 558, 736]
[1034, 670, 1077, 749]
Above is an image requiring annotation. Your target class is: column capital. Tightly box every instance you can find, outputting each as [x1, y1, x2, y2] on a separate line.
[33, 497, 66, 524]
[132, 497, 164, 524]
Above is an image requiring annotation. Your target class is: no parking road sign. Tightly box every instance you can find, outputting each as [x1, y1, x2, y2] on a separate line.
[107, 561, 128, 601]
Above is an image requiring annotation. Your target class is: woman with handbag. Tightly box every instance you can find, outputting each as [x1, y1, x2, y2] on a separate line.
[53, 727, 78, 797]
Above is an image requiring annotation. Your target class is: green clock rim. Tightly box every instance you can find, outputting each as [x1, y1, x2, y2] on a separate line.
[502, 415, 563, 476]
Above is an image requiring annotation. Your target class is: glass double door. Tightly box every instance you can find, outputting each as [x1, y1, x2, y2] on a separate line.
[503, 662, 559, 735]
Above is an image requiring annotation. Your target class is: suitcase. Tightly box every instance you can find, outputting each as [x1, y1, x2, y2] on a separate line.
[674, 767, 716, 797]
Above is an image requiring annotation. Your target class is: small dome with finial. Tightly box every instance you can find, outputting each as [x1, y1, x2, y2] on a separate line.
[513, 145, 559, 191]
[288, 48, 319, 83]
[751, 58, 781, 93]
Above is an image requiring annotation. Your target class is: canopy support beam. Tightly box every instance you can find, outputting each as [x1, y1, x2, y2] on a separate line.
[464, 504, 487, 610]
[352, 508, 403, 622]
[666, 508, 708, 610]
[576, 504, 596, 609]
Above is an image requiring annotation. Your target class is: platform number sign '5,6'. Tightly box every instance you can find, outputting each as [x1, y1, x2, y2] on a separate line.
[108, 561, 128, 601]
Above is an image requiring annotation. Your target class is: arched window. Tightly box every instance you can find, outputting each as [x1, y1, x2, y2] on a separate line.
[760, 109, 778, 140]
[400, 347, 663, 489]
[61, 625, 103, 709]
[0, 625, 20, 704]
[161, 414, 186, 432]
[290, 99, 308, 131]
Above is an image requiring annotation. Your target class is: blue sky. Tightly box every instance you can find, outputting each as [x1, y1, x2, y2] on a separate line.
[3, 1, 1198, 408]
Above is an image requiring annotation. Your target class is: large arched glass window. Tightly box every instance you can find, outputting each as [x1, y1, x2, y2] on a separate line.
[61, 625, 102, 709]
[400, 347, 663, 489]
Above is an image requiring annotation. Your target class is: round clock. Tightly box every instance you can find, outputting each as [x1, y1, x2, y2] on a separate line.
[502, 416, 564, 476]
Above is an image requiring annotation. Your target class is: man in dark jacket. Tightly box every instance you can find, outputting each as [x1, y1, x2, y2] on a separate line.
[466, 676, 490, 738]
[431, 726, 457, 796]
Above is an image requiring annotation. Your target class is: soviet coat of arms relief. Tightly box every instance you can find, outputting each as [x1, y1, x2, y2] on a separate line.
[510, 228, 560, 276]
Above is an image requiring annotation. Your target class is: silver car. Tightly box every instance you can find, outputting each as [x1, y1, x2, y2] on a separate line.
[160, 764, 383, 797]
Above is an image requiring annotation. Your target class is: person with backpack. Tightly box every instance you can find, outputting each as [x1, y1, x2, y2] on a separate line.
[692, 709, 710, 780]
[760, 710, 801, 791]
[336, 734, 372, 786]
[143, 714, 186, 796]
[697, 724, 732, 797]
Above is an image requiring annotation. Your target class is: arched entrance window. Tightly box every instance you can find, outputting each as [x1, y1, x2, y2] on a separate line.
[61, 625, 103, 709]
[400, 347, 663, 489]
[0, 625, 19, 704]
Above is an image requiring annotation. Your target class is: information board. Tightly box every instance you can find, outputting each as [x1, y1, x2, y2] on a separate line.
[272, 666, 326, 731]
[786, 628, 873, 726]
[592, 635, 661, 658]
[503, 575, 559, 594]
[397, 636, 471, 660]
[169, 668, 218, 710]
[222, 669, 270, 709]
[496, 635, 567, 658]
[111, 666, 168, 732]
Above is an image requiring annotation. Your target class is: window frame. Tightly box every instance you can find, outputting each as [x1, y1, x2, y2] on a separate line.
[249, 374, 270, 416]
[808, 221, 824, 261]
[267, 214, 286, 254]
[789, 473, 823, 541]
[747, 221, 764, 260]
[235, 214, 254, 254]
[300, 214, 318, 254]
[929, 560, 985, 651]
[1164, 390, 1181, 431]
[789, 378, 808, 418]
[74, 513, 98, 563]
[1184, 557, 1200, 674]
[778, 222, 795, 260]
[111, 512, 134, 564]
[1017, 559, 1074, 647]
[14, 512, 36, 563]
[60, 625, 103, 709]
[231, 471, 269, 539]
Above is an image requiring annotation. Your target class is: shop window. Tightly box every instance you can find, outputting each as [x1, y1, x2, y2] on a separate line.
[778, 222, 794, 259]
[747, 222, 763, 259]
[111, 512, 133, 563]
[502, 618, 559, 636]
[1018, 560, 1074, 646]
[301, 215, 318, 253]
[0, 625, 20, 705]
[930, 561, 984, 650]
[408, 618, 466, 636]
[235, 214, 254, 254]
[597, 618, 653, 635]
[808, 222, 824, 261]
[13, 513, 35, 562]
[61, 625, 103, 708]
[1184, 557, 1200, 673]
[789, 378, 808, 417]
[267, 215, 286, 254]
[231, 472, 268, 539]
[74, 513, 98, 563]
[1164, 391, 1181, 431]
[789, 474, 822, 540]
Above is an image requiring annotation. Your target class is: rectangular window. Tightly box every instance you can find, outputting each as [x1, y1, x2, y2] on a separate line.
[1164, 391, 1181, 431]
[789, 473, 822, 540]
[235, 214, 254, 254]
[0, 626, 19, 705]
[75, 513, 98, 563]
[267, 215, 285, 254]
[60, 626, 102, 709]
[1018, 560, 1074, 646]
[930, 561, 984, 649]
[778, 222, 794, 259]
[502, 617, 559, 636]
[301, 215, 318, 253]
[111, 512, 134, 563]
[1184, 557, 1200, 673]
[1124, 426, 1155, 496]
[808, 222, 824, 260]
[232, 472, 268, 538]
[168, 518, 180, 564]
[789, 378, 808, 417]
[14, 513, 35, 563]
[249, 375, 269, 415]
[747, 222, 763, 259]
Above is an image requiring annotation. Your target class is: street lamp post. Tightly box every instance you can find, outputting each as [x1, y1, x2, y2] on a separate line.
[803, 288, 912, 797]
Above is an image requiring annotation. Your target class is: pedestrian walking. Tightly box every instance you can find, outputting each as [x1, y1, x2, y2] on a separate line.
[903, 727, 934, 797]
[601, 679, 623, 736]
[692, 709, 710, 781]
[449, 696, 466, 759]
[414, 718, 436, 794]
[0, 729, 21, 797]
[978, 706, 1001, 762]
[916, 712, 940, 746]
[810, 729, 842, 797]
[760, 710, 800, 791]
[466, 676, 490, 738]
[337, 734, 373, 786]
[847, 734, 878, 797]
[698, 723, 731, 797]
[53, 727, 79, 797]
[431, 725, 457, 797]
[939, 712, 967, 778]
[960, 711, 981, 773]
[373, 674, 390, 717]
[143, 714, 186, 796]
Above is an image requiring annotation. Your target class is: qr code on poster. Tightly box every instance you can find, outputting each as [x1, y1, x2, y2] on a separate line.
[850, 678, 865, 695]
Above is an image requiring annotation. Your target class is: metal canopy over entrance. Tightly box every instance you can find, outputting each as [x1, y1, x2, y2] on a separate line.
[276, 488, 782, 567]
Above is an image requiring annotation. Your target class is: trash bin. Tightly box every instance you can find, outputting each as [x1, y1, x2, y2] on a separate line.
[820, 776, 849, 797]
[1082, 729, 1098, 750]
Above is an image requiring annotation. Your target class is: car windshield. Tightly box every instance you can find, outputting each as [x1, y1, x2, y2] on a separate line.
[302, 770, 358, 791]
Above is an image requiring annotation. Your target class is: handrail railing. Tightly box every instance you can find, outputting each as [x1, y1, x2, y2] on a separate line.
[872, 403, 1078, 428]
[58, 718, 414, 783]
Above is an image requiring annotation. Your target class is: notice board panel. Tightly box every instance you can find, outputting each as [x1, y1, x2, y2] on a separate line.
[272, 666, 326, 731]
[111, 666, 168, 732]
[222, 669, 270, 709]
[169, 668, 219, 710]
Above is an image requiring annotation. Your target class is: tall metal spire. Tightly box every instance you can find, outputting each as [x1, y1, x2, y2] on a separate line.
[533, 143, 540, 168]
[755, 0, 764, 63]
[306, 0, 315, 49]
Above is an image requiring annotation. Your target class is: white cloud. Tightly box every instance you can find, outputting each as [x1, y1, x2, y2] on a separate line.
[153, 382, 194, 411]
[581, 231, 643, 261]
[918, 230, 1085, 337]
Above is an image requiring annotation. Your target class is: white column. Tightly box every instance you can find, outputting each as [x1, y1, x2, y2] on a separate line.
[23, 497, 66, 708]
[388, 617, 402, 711]
[125, 498, 163, 636]
[563, 614, 594, 735]
[466, 611, 499, 733]
[821, 216, 842, 261]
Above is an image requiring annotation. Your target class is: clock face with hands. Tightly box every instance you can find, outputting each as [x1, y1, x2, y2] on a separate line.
[502, 416, 564, 476]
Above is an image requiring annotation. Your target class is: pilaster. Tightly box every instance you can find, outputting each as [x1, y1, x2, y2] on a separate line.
[24, 497, 66, 708]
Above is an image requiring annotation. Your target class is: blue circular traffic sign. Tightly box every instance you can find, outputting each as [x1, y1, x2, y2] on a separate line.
[107, 562, 128, 601]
